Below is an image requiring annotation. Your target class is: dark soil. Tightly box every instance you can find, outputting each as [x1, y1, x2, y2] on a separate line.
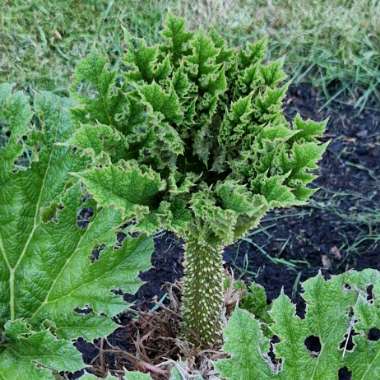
[72, 84, 380, 379]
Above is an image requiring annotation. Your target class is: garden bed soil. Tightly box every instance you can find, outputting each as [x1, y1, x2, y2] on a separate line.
[72, 84, 380, 379]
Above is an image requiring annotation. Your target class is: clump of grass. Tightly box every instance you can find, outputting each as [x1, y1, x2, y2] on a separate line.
[2, 0, 379, 109]
[0, 0, 172, 93]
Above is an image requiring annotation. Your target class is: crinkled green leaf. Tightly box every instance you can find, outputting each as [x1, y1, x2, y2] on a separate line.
[125, 42, 159, 83]
[239, 282, 272, 324]
[172, 66, 191, 98]
[344, 270, 380, 379]
[161, 14, 192, 65]
[260, 124, 299, 141]
[81, 374, 118, 380]
[292, 141, 328, 171]
[77, 161, 165, 219]
[259, 175, 297, 206]
[139, 82, 183, 124]
[272, 270, 380, 379]
[0, 84, 33, 174]
[68, 123, 129, 160]
[125, 372, 152, 380]
[218, 95, 253, 151]
[188, 33, 219, 78]
[136, 199, 191, 236]
[253, 86, 287, 123]
[217, 269, 380, 379]
[216, 180, 261, 216]
[0, 349, 54, 380]
[215, 180, 269, 240]
[142, 120, 184, 168]
[215, 308, 272, 379]
[293, 114, 327, 142]
[71, 53, 124, 125]
[260, 60, 287, 87]
[0, 320, 82, 374]
[190, 190, 237, 245]
[239, 39, 267, 69]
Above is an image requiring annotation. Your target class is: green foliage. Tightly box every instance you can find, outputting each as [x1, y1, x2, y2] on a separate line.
[3, 1, 378, 109]
[71, 14, 326, 245]
[77, 161, 165, 221]
[125, 373, 152, 380]
[81, 375, 118, 380]
[239, 282, 271, 324]
[216, 305, 272, 379]
[82, 371, 151, 380]
[0, 0, 174, 92]
[70, 15, 326, 346]
[216, 269, 380, 379]
[0, 85, 153, 379]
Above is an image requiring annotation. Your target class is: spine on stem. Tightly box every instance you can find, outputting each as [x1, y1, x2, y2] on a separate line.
[181, 236, 224, 346]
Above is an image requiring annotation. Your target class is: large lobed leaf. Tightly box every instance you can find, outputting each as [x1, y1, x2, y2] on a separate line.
[216, 269, 380, 379]
[0, 85, 153, 379]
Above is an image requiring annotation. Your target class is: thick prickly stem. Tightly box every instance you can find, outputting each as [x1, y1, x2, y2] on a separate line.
[181, 237, 224, 347]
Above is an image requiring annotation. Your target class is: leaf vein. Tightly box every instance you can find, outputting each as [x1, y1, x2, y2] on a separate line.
[30, 212, 102, 320]
[10, 124, 59, 320]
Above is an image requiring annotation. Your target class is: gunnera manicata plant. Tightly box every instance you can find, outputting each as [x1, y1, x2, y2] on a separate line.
[70, 15, 327, 347]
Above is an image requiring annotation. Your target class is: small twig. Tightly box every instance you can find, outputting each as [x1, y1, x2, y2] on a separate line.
[99, 338, 105, 373]
[123, 351, 168, 376]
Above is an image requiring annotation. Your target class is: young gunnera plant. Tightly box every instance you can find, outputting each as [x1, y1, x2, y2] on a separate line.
[0, 84, 153, 379]
[216, 269, 380, 379]
[69, 15, 327, 346]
